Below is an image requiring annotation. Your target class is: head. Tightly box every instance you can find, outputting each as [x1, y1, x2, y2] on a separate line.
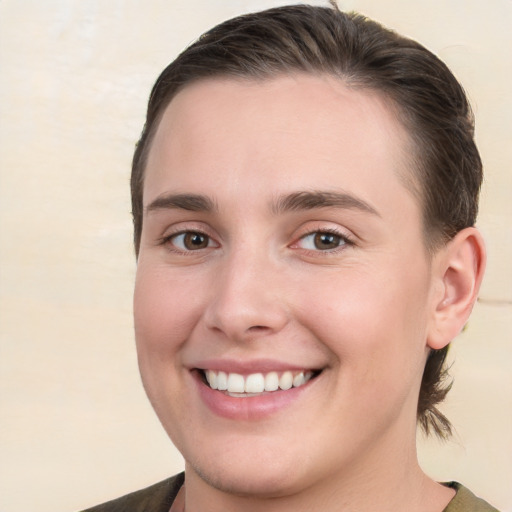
[131, 4, 483, 439]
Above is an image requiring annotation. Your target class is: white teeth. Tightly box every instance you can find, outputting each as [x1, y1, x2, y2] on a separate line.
[217, 371, 228, 391]
[293, 372, 305, 387]
[227, 373, 245, 393]
[204, 369, 315, 394]
[279, 371, 293, 390]
[264, 371, 279, 391]
[245, 373, 265, 393]
[206, 370, 217, 390]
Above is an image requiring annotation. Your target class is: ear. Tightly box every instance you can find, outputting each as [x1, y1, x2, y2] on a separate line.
[427, 227, 486, 350]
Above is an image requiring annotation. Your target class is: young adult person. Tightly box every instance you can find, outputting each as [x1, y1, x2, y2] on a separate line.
[82, 4, 497, 511]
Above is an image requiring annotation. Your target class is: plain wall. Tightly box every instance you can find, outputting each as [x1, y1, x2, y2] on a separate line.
[0, 1, 510, 511]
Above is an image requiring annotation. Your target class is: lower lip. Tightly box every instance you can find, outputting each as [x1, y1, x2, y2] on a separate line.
[193, 371, 315, 420]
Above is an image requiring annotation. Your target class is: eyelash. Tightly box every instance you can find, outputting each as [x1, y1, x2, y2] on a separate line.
[159, 227, 353, 255]
[295, 228, 354, 254]
[159, 230, 218, 254]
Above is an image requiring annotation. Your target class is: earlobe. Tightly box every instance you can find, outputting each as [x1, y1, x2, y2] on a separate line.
[427, 227, 486, 350]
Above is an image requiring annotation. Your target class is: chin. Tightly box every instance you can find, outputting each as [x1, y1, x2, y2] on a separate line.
[194, 464, 302, 498]
[184, 441, 310, 499]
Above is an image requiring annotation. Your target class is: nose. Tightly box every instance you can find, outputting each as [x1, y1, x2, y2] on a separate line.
[203, 249, 290, 342]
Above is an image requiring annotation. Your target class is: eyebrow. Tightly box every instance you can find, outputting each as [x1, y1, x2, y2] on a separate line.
[145, 190, 379, 217]
[271, 190, 380, 217]
[146, 193, 217, 214]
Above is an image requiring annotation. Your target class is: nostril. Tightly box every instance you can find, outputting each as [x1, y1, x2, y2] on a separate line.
[247, 325, 269, 332]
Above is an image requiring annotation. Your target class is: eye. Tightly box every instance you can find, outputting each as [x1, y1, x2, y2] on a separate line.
[298, 231, 348, 251]
[168, 231, 216, 251]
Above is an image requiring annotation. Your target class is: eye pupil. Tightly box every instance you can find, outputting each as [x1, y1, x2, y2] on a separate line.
[314, 232, 340, 250]
[184, 232, 208, 250]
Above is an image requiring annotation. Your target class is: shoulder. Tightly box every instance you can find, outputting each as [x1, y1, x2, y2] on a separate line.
[443, 482, 500, 512]
[78, 472, 184, 512]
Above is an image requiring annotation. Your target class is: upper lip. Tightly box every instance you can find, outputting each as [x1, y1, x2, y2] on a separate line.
[190, 358, 323, 374]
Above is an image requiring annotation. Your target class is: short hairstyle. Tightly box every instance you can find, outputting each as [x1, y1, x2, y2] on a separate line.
[131, 4, 482, 438]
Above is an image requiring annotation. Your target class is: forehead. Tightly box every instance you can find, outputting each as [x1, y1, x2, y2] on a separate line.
[144, 74, 417, 220]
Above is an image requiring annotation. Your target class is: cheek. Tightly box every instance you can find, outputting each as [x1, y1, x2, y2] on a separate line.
[294, 263, 431, 377]
[133, 265, 207, 431]
[133, 265, 202, 362]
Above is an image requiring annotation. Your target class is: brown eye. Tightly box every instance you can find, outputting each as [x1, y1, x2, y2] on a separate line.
[172, 231, 212, 251]
[313, 232, 341, 250]
[297, 231, 347, 251]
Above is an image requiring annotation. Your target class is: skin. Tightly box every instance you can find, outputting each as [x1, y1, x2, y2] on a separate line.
[134, 75, 484, 512]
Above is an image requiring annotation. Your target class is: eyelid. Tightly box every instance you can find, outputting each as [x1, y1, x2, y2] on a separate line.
[174, 231, 218, 250]
[158, 223, 220, 253]
[290, 225, 355, 253]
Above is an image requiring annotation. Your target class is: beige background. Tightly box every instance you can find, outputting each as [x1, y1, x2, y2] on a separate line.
[0, 1, 510, 511]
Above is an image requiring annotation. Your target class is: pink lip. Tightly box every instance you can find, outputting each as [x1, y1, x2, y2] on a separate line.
[191, 358, 316, 374]
[192, 369, 318, 421]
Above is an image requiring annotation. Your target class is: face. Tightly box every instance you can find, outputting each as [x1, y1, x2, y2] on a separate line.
[134, 75, 438, 497]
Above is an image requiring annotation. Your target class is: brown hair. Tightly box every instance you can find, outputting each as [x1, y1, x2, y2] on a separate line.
[131, 4, 482, 438]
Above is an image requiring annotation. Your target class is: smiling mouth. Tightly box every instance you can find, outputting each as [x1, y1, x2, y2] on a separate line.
[199, 369, 321, 397]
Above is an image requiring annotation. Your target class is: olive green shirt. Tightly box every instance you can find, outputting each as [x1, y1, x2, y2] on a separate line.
[442, 482, 499, 512]
[80, 473, 500, 512]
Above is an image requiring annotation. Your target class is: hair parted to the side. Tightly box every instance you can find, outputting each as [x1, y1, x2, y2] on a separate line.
[131, 4, 482, 438]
